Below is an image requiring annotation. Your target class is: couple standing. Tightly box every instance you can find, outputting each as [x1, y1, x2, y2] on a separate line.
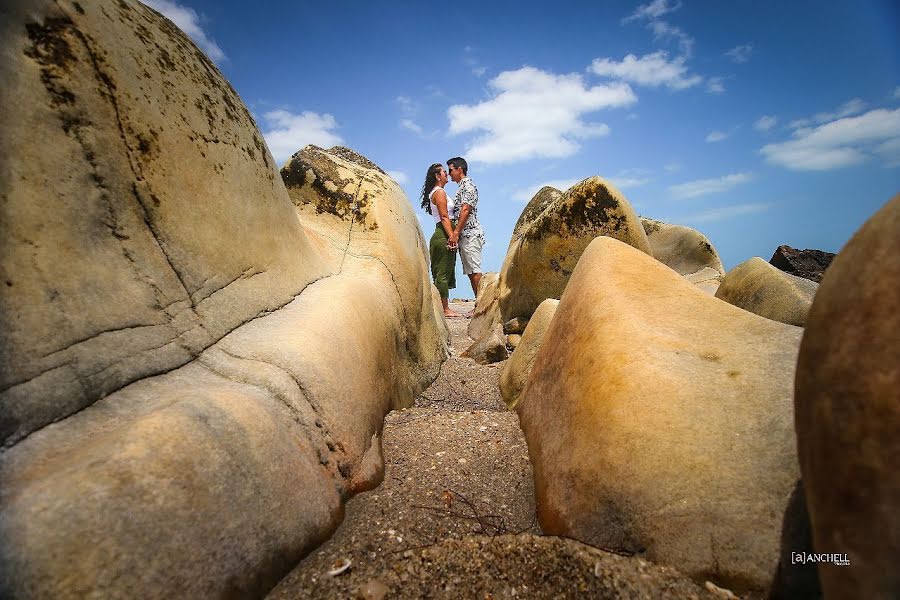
[420, 156, 485, 318]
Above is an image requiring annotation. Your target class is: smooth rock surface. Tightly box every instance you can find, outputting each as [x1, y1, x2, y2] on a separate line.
[467, 272, 501, 343]
[516, 237, 802, 593]
[641, 217, 725, 276]
[716, 257, 818, 326]
[794, 194, 900, 599]
[461, 323, 509, 365]
[683, 266, 724, 295]
[499, 299, 559, 409]
[498, 177, 651, 322]
[0, 2, 446, 597]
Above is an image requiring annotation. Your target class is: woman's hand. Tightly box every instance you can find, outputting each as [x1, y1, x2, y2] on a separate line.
[448, 232, 459, 249]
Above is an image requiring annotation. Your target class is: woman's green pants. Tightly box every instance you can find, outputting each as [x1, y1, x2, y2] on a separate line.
[429, 222, 457, 299]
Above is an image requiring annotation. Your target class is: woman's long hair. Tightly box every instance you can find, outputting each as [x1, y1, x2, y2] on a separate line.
[420, 163, 443, 214]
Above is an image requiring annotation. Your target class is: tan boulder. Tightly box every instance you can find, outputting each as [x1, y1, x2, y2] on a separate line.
[467, 272, 501, 342]
[0, 2, 445, 597]
[506, 334, 522, 350]
[794, 194, 900, 599]
[716, 257, 818, 326]
[499, 299, 559, 409]
[461, 323, 509, 365]
[498, 177, 652, 322]
[516, 236, 802, 593]
[683, 266, 724, 295]
[511, 186, 562, 239]
[641, 217, 725, 275]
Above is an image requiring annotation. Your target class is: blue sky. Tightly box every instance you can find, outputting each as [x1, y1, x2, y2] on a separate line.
[144, 0, 899, 298]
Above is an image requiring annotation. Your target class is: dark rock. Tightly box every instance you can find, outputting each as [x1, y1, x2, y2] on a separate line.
[503, 317, 530, 335]
[769, 245, 835, 283]
[769, 480, 822, 600]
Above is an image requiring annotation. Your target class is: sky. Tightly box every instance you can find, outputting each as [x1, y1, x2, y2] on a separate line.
[143, 0, 899, 298]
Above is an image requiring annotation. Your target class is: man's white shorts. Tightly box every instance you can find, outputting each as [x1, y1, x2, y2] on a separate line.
[459, 234, 484, 275]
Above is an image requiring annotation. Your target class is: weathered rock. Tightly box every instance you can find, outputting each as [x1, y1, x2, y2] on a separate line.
[641, 217, 725, 276]
[769, 245, 835, 283]
[467, 272, 501, 342]
[461, 323, 509, 365]
[499, 299, 559, 409]
[512, 186, 562, 239]
[0, 2, 446, 598]
[794, 194, 900, 599]
[683, 266, 724, 295]
[506, 334, 522, 350]
[498, 177, 652, 322]
[516, 236, 802, 593]
[503, 317, 530, 335]
[716, 257, 818, 326]
[769, 481, 822, 600]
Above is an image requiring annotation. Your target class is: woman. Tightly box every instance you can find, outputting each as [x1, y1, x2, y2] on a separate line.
[421, 163, 460, 318]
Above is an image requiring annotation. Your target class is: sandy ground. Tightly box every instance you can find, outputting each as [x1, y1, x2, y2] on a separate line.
[267, 302, 726, 599]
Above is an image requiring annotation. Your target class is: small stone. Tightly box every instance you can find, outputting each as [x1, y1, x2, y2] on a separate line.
[458, 458, 467, 464]
[357, 578, 389, 600]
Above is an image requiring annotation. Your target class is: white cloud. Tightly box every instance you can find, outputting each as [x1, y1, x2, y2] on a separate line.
[724, 44, 753, 63]
[755, 115, 777, 131]
[678, 203, 770, 223]
[762, 107, 900, 170]
[387, 170, 409, 185]
[590, 51, 702, 90]
[447, 67, 636, 164]
[706, 77, 725, 94]
[649, 20, 694, 56]
[141, 0, 225, 62]
[609, 175, 651, 189]
[400, 119, 424, 135]
[464, 46, 487, 78]
[790, 98, 868, 129]
[706, 131, 728, 143]
[623, 0, 682, 23]
[669, 172, 753, 199]
[510, 179, 581, 203]
[261, 110, 343, 165]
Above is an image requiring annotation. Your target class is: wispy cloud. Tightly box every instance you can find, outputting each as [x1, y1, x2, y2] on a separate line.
[677, 202, 770, 223]
[894, 86, 900, 99]
[387, 170, 409, 185]
[622, 0, 682, 23]
[762, 107, 900, 171]
[589, 51, 701, 90]
[141, 0, 225, 62]
[705, 131, 728, 143]
[464, 46, 487, 77]
[622, 0, 693, 57]
[706, 77, 725, 94]
[261, 110, 343, 165]
[609, 168, 652, 189]
[396, 96, 426, 137]
[510, 179, 580, 203]
[789, 98, 868, 129]
[649, 20, 694, 56]
[448, 66, 636, 164]
[754, 115, 777, 131]
[724, 44, 754, 63]
[669, 172, 753, 199]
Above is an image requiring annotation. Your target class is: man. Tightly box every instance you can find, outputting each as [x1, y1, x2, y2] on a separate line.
[447, 156, 485, 303]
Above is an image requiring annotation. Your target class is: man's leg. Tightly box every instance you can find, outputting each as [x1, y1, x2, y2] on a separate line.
[468, 272, 482, 298]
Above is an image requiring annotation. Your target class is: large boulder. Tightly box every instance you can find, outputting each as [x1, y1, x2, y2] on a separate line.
[460, 323, 509, 365]
[516, 236, 802, 594]
[793, 194, 899, 599]
[499, 298, 559, 408]
[769, 245, 835, 283]
[683, 267, 724, 295]
[498, 177, 652, 322]
[511, 186, 562, 239]
[716, 257, 818, 326]
[641, 217, 725, 276]
[467, 272, 501, 342]
[0, 2, 446, 598]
